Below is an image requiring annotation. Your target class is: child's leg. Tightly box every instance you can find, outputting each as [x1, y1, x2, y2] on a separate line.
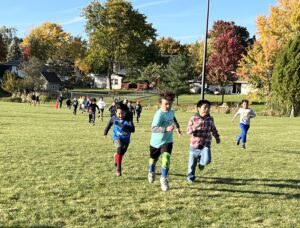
[187, 146, 200, 181]
[160, 143, 173, 177]
[199, 147, 211, 166]
[114, 140, 128, 176]
[240, 123, 250, 144]
[149, 146, 160, 173]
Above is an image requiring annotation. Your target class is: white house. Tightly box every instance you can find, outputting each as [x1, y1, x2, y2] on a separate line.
[90, 73, 124, 89]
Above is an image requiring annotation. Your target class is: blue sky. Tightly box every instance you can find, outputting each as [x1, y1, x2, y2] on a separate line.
[0, 0, 278, 44]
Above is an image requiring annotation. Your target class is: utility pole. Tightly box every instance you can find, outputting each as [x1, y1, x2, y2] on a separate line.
[200, 0, 210, 100]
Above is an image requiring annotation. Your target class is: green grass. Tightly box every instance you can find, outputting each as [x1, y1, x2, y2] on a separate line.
[0, 102, 299, 227]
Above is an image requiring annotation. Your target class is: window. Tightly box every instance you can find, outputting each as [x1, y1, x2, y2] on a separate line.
[114, 79, 118, 85]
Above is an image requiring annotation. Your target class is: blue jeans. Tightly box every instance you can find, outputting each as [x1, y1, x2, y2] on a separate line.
[237, 123, 250, 144]
[187, 145, 211, 181]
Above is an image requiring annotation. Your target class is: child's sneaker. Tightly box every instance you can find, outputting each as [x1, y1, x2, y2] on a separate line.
[160, 176, 169, 192]
[187, 177, 195, 184]
[236, 136, 240, 145]
[242, 144, 246, 149]
[148, 172, 155, 183]
[198, 164, 205, 170]
[116, 170, 122, 176]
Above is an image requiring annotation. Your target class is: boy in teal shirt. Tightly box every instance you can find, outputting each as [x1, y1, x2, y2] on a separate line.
[148, 91, 181, 191]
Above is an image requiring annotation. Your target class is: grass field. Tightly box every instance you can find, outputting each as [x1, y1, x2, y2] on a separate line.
[0, 101, 299, 227]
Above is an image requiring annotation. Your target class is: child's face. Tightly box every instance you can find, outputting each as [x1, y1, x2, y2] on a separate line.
[198, 104, 210, 117]
[160, 99, 173, 112]
[116, 109, 127, 119]
[242, 101, 249, 109]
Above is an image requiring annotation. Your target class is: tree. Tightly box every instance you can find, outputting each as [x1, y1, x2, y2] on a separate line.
[20, 57, 45, 92]
[22, 22, 70, 61]
[83, 0, 157, 89]
[1, 71, 20, 94]
[207, 21, 249, 103]
[237, 0, 300, 94]
[158, 54, 191, 105]
[271, 36, 300, 117]
[0, 35, 6, 62]
[6, 38, 23, 62]
[156, 37, 182, 56]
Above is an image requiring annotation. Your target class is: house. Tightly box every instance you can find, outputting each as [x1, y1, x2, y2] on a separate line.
[41, 71, 61, 92]
[0, 60, 26, 78]
[233, 80, 258, 95]
[90, 73, 124, 89]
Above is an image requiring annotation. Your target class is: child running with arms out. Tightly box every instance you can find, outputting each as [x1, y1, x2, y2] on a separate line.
[148, 91, 182, 191]
[186, 99, 220, 183]
[232, 99, 256, 149]
[104, 102, 135, 176]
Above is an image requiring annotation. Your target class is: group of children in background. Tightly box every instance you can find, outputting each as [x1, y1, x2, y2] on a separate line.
[56, 91, 255, 192]
[103, 91, 256, 192]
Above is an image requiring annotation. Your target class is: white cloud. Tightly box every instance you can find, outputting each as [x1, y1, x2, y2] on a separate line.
[60, 17, 84, 25]
[136, 0, 173, 9]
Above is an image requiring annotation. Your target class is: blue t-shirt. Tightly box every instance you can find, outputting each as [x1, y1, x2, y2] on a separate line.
[112, 118, 133, 143]
[150, 108, 175, 148]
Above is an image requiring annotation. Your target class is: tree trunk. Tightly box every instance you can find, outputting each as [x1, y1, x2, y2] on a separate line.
[176, 95, 179, 105]
[290, 104, 295, 118]
[221, 88, 225, 104]
[107, 61, 113, 90]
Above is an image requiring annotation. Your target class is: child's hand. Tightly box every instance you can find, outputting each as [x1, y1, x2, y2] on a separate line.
[216, 138, 221, 144]
[166, 125, 175, 132]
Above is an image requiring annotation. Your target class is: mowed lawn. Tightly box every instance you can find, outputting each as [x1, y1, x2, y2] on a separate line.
[0, 101, 299, 227]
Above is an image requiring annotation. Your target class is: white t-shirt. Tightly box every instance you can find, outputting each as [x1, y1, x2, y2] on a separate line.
[233, 108, 256, 125]
[97, 100, 106, 109]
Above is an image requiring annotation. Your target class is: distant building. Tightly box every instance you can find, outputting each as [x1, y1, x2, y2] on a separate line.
[40, 71, 61, 92]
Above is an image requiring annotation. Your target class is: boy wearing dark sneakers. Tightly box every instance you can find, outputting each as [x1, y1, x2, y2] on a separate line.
[104, 102, 135, 176]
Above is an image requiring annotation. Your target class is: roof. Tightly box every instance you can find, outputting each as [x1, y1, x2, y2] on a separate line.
[41, 71, 61, 84]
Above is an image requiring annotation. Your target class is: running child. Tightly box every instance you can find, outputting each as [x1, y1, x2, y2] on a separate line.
[135, 99, 142, 123]
[232, 99, 256, 149]
[97, 97, 106, 121]
[104, 102, 135, 176]
[147, 91, 182, 192]
[72, 97, 79, 115]
[87, 98, 100, 126]
[186, 99, 220, 183]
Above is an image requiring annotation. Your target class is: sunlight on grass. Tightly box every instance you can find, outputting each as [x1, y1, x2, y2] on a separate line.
[0, 101, 299, 227]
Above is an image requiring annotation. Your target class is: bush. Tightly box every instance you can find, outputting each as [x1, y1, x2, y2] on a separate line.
[1, 97, 22, 102]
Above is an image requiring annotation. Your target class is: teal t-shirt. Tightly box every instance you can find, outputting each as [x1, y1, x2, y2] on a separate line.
[150, 108, 175, 148]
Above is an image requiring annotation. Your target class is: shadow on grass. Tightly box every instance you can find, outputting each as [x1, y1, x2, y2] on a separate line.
[195, 176, 300, 199]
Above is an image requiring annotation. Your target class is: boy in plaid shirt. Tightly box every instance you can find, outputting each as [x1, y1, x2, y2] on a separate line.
[186, 99, 220, 183]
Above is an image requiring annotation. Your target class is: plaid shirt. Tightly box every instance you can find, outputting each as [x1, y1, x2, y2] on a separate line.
[187, 113, 220, 148]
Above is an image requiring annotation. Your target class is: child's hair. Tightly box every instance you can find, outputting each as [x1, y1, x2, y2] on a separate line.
[92, 98, 96, 102]
[241, 99, 249, 104]
[115, 101, 129, 112]
[197, 99, 211, 108]
[159, 91, 175, 103]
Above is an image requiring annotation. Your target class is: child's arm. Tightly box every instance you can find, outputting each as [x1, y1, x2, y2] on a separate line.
[103, 117, 114, 136]
[250, 109, 256, 118]
[122, 120, 135, 133]
[173, 117, 182, 135]
[232, 109, 240, 121]
[211, 117, 220, 144]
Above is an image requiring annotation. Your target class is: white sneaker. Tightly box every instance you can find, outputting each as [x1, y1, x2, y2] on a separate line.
[160, 176, 169, 192]
[148, 172, 155, 183]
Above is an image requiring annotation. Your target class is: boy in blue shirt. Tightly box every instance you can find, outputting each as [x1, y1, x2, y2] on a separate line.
[148, 91, 182, 191]
[104, 102, 135, 176]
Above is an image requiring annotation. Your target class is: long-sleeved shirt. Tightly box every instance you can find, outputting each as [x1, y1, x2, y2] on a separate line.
[88, 103, 99, 113]
[104, 115, 135, 143]
[187, 113, 220, 148]
[150, 109, 180, 148]
[233, 108, 256, 125]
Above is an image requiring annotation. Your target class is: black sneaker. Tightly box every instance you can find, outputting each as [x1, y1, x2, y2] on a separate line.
[236, 136, 240, 146]
[198, 164, 205, 170]
[242, 144, 246, 149]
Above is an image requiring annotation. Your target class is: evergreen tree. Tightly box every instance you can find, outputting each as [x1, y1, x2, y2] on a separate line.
[6, 38, 23, 62]
[159, 54, 191, 105]
[272, 36, 300, 117]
